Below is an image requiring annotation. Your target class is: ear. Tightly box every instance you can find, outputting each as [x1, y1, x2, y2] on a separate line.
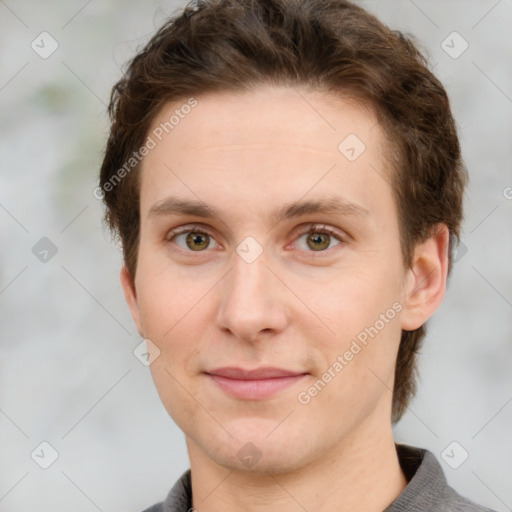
[400, 224, 450, 331]
[120, 265, 144, 337]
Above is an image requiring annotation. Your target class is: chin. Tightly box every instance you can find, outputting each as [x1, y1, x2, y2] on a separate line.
[196, 420, 316, 475]
[212, 442, 311, 475]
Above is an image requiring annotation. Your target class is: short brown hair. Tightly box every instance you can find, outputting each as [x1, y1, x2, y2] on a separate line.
[99, 0, 467, 423]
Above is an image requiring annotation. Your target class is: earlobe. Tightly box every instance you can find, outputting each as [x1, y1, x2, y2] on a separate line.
[120, 266, 144, 337]
[400, 224, 450, 331]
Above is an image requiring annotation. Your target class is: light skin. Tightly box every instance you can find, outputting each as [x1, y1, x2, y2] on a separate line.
[121, 85, 449, 512]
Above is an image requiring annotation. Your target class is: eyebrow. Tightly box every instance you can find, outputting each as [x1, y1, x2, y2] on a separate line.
[147, 195, 369, 226]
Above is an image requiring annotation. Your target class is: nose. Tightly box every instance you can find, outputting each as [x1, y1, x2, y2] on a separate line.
[215, 245, 288, 343]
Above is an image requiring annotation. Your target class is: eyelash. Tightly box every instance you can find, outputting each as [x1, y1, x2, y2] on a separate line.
[166, 223, 345, 257]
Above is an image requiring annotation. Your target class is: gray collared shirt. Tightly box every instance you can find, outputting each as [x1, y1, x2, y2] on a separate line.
[142, 443, 496, 512]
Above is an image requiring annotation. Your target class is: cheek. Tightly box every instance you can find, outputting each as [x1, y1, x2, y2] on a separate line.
[141, 283, 205, 429]
[301, 310, 402, 423]
[300, 260, 404, 390]
[135, 260, 201, 338]
[299, 262, 401, 337]
[149, 359, 200, 432]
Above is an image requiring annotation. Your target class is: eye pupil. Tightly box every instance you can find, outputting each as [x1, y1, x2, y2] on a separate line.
[186, 232, 209, 251]
[307, 232, 330, 251]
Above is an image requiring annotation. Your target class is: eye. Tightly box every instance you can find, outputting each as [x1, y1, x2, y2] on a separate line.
[166, 223, 345, 255]
[167, 225, 220, 252]
[293, 224, 344, 253]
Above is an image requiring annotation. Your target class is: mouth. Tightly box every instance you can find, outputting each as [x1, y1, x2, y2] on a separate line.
[204, 367, 309, 400]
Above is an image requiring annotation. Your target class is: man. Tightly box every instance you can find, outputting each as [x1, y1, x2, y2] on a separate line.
[98, 0, 496, 510]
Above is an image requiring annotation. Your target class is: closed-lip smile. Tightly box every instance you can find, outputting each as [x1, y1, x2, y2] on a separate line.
[205, 367, 309, 399]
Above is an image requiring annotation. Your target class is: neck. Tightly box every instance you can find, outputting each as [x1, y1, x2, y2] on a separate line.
[186, 417, 408, 512]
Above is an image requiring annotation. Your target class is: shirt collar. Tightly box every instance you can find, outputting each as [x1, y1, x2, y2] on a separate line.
[384, 443, 447, 511]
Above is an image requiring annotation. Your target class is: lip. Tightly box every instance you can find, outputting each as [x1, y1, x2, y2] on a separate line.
[205, 367, 309, 400]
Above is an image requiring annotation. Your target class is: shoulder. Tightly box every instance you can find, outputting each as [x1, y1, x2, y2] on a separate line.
[138, 468, 192, 512]
[140, 504, 163, 512]
[389, 444, 498, 512]
[439, 485, 498, 512]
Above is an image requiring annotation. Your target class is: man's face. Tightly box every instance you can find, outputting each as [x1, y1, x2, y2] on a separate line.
[123, 85, 416, 473]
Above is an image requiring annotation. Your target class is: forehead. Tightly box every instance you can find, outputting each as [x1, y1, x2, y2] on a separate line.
[146, 85, 381, 155]
[139, 85, 393, 223]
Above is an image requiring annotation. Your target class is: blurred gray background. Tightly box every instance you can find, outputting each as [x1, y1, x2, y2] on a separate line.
[0, 1, 511, 511]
